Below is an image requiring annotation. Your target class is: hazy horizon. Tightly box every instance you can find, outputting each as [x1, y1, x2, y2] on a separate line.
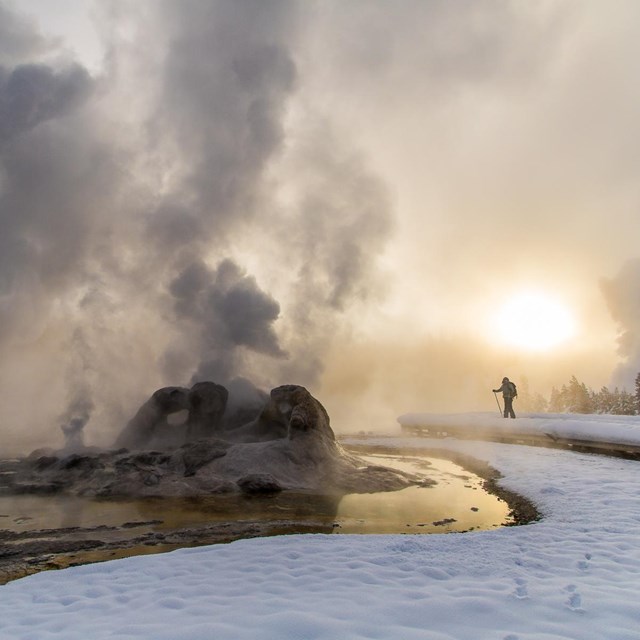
[2, 0, 640, 453]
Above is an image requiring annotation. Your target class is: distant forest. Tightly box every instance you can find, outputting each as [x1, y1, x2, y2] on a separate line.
[517, 373, 640, 416]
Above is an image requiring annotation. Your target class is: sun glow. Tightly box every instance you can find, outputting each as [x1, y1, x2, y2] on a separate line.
[492, 292, 576, 351]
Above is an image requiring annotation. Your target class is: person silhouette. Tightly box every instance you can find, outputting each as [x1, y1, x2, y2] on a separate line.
[493, 377, 517, 418]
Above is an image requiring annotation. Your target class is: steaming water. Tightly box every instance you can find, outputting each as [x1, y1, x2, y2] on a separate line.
[0, 453, 510, 538]
[335, 453, 511, 533]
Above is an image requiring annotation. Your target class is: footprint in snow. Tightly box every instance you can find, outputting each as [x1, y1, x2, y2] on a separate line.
[512, 577, 529, 599]
[577, 552, 592, 571]
[564, 584, 584, 612]
[540, 486, 565, 495]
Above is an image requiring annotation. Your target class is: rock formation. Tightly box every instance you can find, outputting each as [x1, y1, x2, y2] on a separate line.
[185, 381, 229, 441]
[114, 382, 230, 450]
[2, 383, 426, 498]
[114, 386, 191, 450]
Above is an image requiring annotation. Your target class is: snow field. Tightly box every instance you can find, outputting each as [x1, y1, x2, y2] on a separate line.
[1, 425, 640, 639]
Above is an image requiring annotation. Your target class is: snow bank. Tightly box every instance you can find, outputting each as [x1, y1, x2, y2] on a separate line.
[398, 411, 640, 447]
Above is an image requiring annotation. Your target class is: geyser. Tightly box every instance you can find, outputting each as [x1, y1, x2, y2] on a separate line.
[2, 383, 423, 498]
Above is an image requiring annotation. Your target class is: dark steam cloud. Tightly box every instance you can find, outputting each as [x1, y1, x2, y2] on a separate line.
[169, 258, 286, 383]
[0, 63, 91, 143]
[147, 0, 298, 241]
[0, 48, 97, 347]
[0, 0, 393, 453]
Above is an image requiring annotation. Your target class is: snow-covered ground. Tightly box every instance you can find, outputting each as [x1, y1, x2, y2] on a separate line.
[398, 411, 640, 448]
[1, 414, 640, 640]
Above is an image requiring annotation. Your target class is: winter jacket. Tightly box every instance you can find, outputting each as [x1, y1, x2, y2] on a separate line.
[494, 381, 517, 399]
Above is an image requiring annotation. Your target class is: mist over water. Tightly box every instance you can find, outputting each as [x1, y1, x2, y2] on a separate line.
[1, 1, 640, 454]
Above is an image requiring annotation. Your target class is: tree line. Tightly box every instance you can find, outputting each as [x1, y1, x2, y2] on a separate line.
[516, 373, 640, 415]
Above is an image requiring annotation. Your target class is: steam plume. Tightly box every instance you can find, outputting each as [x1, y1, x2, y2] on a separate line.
[0, 1, 393, 453]
[601, 259, 640, 389]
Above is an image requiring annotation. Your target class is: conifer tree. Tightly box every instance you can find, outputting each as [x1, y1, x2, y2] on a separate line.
[612, 388, 637, 415]
[529, 392, 548, 412]
[611, 387, 623, 415]
[548, 386, 562, 412]
[596, 386, 614, 414]
[621, 390, 637, 415]
[567, 376, 593, 413]
[515, 377, 548, 413]
[544, 375, 640, 415]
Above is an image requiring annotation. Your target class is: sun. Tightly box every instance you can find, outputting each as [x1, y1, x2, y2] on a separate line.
[492, 292, 576, 351]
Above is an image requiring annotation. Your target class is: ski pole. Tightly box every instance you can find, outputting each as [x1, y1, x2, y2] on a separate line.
[493, 391, 502, 416]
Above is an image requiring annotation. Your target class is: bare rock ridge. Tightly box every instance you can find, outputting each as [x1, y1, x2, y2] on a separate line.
[3, 383, 423, 498]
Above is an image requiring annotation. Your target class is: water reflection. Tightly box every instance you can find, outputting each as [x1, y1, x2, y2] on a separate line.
[335, 454, 511, 533]
[0, 452, 510, 537]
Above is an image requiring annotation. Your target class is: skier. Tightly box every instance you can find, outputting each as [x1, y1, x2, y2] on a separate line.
[493, 377, 517, 418]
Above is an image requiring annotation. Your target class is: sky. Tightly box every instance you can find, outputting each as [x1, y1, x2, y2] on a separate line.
[1, 1, 640, 453]
[1, 419, 640, 639]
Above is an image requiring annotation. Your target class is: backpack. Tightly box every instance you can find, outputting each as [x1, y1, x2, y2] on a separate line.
[509, 382, 517, 398]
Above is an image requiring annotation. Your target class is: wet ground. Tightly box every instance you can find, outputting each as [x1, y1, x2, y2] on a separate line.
[0, 446, 537, 584]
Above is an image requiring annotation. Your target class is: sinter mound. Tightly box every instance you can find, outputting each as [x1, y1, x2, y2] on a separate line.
[3, 384, 423, 498]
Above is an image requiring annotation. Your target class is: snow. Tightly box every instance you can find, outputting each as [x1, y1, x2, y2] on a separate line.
[398, 411, 640, 448]
[2, 414, 640, 639]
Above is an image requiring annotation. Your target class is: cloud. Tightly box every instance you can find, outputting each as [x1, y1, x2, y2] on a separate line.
[0, 62, 92, 144]
[601, 259, 640, 389]
[0, 58, 97, 347]
[169, 258, 286, 383]
[0, 1, 395, 453]
[0, 2, 52, 62]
